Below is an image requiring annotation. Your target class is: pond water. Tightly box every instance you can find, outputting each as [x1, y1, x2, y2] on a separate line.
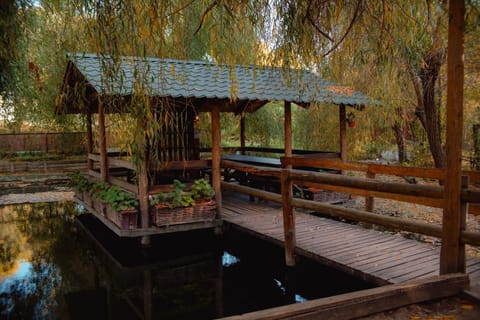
[0, 201, 375, 319]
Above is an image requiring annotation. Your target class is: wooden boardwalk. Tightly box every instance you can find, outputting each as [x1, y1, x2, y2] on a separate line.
[222, 192, 480, 287]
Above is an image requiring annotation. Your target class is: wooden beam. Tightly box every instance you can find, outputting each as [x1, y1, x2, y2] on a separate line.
[281, 169, 296, 266]
[289, 169, 444, 200]
[98, 100, 108, 182]
[441, 0, 466, 274]
[339, 104, 347, 162]
[86, 111, 94, 171]
[212, 105, 222, 213]
[221, 181, 282, 203]
[284, 101, 292, 169]
[240, 112, 246, 155]
[219, 274, 469, 320]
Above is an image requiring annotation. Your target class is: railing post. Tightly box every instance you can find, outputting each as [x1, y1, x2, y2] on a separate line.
[363, 168, 375, 228]
[281, 168, 296, 267]
[441, 176, 468, 274]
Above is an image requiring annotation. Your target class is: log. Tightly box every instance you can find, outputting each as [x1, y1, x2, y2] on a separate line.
[221, 182, 282, 203]
[212, 106, 222, 213]
[441, 0, 466, 274]
[289, 169, 443, 200]
[219, 274, 469, 320]
[281, 169, 295, 266]
[339, 104, 347, 162]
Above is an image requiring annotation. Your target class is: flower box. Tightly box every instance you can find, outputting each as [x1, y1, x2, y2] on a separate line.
[107, 207, 138, 229]
[83, 191, 93, 208]
[153, 201, 216, 227]
[93, 199, 106, 216]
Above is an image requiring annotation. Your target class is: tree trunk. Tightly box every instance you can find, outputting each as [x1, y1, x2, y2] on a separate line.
[416, 50, 446, 168]
[473, 124, 480, 170]
[392, 123, 407, 163]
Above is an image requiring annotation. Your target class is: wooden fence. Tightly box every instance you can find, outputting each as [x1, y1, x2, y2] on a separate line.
[0, 132, 85, 154]
[220, 157, 480, 270]
[0, 159, 87, 173]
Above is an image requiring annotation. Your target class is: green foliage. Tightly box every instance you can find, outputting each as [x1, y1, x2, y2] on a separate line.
[191, 178, 214, 201]
[150, 179, 195, 209]
[67, 172, 89, 192]
[102, 185, 138, 212]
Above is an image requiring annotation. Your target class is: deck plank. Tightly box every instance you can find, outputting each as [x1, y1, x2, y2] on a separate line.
[222, 193, 480, 287]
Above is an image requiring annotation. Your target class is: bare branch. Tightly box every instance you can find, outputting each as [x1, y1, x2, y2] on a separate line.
[193, 1, 218, 36]
[322, 0, 364, 57]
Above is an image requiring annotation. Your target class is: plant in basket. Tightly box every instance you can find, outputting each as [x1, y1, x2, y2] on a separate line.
[67, 172, 90, 200]
[104, 185, 139, 212]
[103, 185, 139, 229]
[90, 181, 109, 215]
[169, 179, 195, 209]
[191, 178, 216, 219]
[191, 178, 214, 202]
[150, 179, 195, 226]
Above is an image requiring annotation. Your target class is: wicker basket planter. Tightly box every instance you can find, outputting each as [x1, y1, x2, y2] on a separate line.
[107, 207, 138, 229]
[193, 200, 217, 220]
[153, 201, 216, 227]
[93, 199, 106, 216]
[74, 189, 83, 201]
[83, 191, 93, 208]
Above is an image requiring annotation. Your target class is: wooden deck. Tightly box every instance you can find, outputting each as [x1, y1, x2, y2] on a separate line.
[221, 192, 480, 287]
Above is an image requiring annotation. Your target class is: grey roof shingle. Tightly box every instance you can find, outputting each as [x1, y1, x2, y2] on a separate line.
[68, 52, 379, 107]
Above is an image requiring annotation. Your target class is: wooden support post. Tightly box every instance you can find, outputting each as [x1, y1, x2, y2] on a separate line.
[98, 101, 108, 182]
[211, 105, 222, 214]
[365, 170, 375, 212]
[281, 169, 296, 266]
[86, 111, 94, 171]
[240, 112, 246, 155]
[363, 169, 376, 229]
[139, 122, 150, 246]
[440, 0, 466, 274]
[284, 101, 292, 169]
[139, 160, 149, 239]
[339, 104, 347, 163]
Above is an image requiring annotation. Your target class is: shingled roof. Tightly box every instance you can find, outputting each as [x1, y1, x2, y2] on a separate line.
[58, 52, 379, 114]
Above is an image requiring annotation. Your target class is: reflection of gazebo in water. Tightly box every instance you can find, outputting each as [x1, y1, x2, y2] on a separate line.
[57, 52, 378, 243]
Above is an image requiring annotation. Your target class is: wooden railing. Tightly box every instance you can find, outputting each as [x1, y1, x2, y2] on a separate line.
[200, 146, 340, 158]
[87, 152, 212, 195]
[220, 157, 480, 268]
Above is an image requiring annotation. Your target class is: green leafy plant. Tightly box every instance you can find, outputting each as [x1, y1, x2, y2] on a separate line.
[191, 178, 214, 202]
[89, 181, 108, 200]
[150, 192, 169, 206]
[149, 179, 196, 209]
[169, 179, 194, 208]
[103, 185, 139, 212]
[67, 172, 90, 192]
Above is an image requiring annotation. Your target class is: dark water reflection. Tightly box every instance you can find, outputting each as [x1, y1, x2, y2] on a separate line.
[0, 202, 374, 319]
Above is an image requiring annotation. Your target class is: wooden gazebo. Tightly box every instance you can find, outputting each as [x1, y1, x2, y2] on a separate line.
[57, 52, 378, 244]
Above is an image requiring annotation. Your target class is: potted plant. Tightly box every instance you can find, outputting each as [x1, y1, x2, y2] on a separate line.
[151, 179, 195, 226]
[90, 181, 109, 215]
[67, 172, 89, 201]
[103, 185, 139, 229]
[191, 178, 216, 219]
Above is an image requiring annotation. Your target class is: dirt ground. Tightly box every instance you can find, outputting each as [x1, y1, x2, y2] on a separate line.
[359, 295, 480, 319]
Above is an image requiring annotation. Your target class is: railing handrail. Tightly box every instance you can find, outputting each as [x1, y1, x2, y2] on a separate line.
[220, 160, 480, 247]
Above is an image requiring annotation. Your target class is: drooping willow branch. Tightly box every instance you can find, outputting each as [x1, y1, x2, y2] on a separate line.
[193, 0, 218, 36]
[321, 0, 364, 57]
